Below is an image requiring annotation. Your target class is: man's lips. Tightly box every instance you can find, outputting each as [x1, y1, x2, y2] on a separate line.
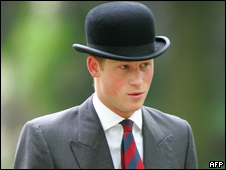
[127, 92, 144, 99]
[128, 92, 144, 95]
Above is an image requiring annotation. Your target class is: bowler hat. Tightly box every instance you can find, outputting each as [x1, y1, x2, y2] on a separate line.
[73, 1, 170, 61]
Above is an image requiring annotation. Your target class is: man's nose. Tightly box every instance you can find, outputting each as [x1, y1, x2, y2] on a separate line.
[129, 69, 143, 86]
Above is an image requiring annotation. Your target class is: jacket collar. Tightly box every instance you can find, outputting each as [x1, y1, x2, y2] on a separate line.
[70, 95, 172, 169]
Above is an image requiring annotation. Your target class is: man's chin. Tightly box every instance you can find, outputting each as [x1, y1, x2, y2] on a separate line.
[127, 104, 143, 113]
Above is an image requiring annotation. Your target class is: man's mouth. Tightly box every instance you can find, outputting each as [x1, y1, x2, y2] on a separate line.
[127, 92, 144, 99]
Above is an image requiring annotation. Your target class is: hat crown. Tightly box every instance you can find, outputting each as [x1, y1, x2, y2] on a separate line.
[73, 1, 170, 61]
[85, 1, 156, 47]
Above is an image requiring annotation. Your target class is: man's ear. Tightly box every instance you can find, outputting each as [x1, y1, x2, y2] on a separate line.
[87, 55, 101, 77]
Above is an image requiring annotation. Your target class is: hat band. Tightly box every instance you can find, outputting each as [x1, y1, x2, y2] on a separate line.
[87, 42, 156, 56]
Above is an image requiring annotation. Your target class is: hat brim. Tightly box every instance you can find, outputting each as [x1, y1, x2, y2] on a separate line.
[73, 36, 170, 61]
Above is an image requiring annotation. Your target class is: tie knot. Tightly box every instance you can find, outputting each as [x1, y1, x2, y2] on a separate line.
[121, 119, 133, 132]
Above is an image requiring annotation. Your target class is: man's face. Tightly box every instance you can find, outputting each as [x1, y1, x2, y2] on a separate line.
[95, 58, 154, 118]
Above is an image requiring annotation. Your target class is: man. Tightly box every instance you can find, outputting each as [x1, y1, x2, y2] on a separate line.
[13, 1, 198, 169]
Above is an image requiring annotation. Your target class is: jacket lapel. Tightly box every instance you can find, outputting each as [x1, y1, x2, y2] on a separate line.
[142, 107, 173, 169]
[69, 96, 114, 169]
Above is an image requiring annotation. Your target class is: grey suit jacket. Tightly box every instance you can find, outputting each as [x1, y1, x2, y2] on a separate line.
[13, 95, 198, 169]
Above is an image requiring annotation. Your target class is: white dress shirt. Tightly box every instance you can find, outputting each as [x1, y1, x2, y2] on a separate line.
[93, 93, 143, 169]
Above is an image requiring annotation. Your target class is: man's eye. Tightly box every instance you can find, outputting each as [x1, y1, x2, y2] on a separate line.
[120, 65, 129, 69]
[141, 63, 149, 67]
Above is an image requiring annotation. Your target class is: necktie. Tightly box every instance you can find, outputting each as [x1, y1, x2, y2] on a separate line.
[120, 119, 145, 169]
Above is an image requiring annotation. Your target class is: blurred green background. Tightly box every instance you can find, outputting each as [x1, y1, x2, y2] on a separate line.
[1, 1, 225, 169]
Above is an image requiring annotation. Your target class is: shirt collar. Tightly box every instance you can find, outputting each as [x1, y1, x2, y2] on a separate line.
[93, 93, 142, 131]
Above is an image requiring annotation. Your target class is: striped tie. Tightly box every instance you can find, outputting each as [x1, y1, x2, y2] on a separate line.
[120, 119, 145, 169]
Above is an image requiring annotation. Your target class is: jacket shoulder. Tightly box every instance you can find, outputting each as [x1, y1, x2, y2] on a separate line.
[143, 106, 186, 122]
[14, 105, 81, 169]
[142, 106, 191, 135]
[29, 95, 93, 128]
[29, 106, 79, 127]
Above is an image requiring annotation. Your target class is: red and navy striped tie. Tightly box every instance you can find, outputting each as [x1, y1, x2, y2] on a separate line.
[120, 119, 145, 169]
